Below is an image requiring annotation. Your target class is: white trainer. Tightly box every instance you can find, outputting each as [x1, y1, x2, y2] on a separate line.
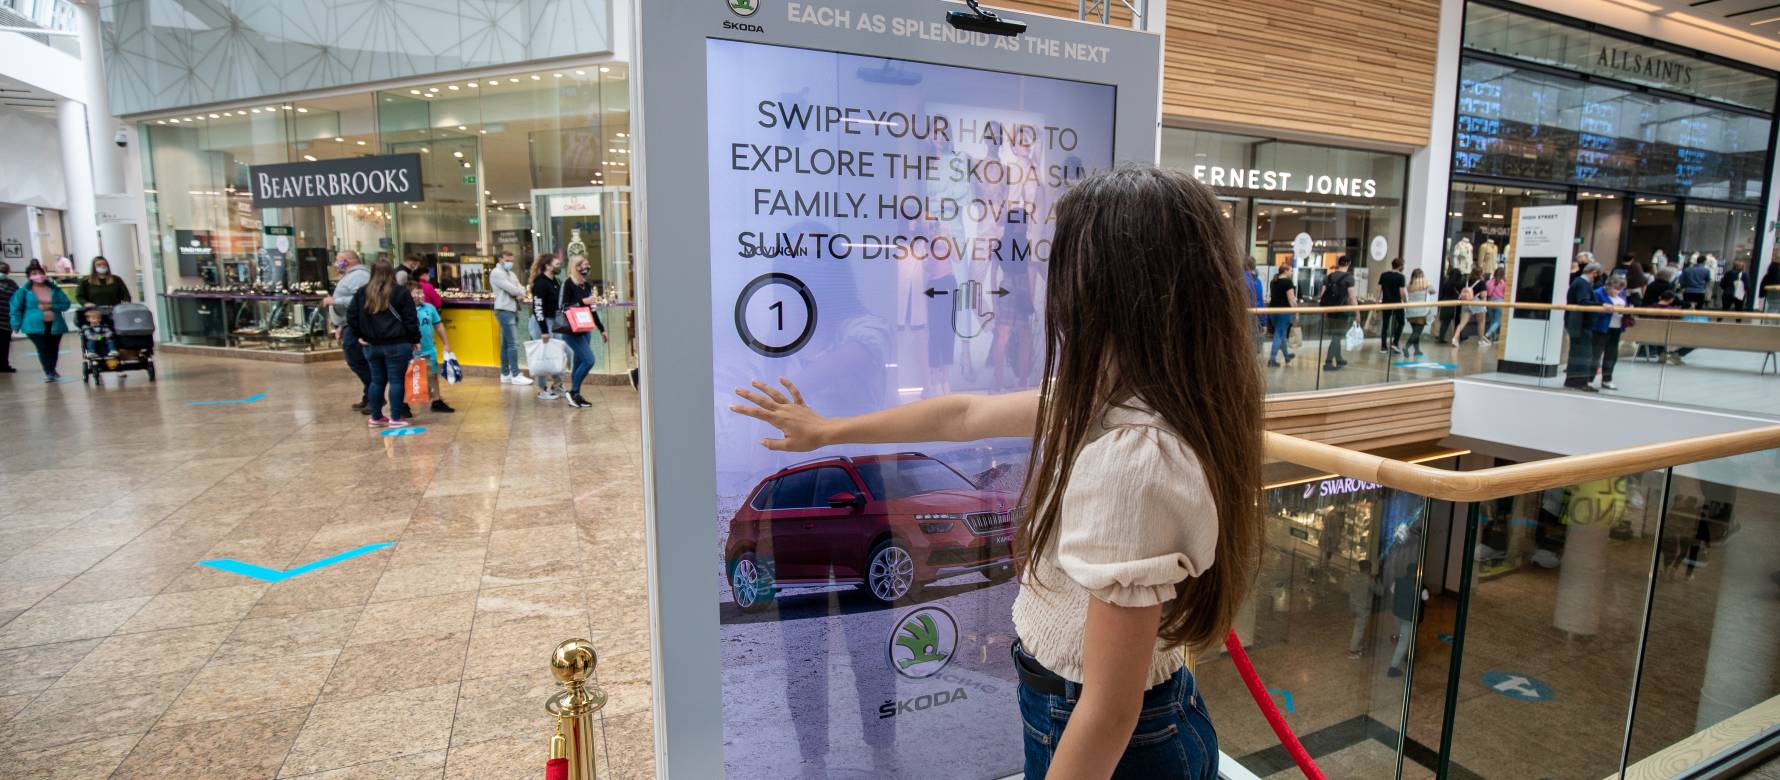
[500, 375, 513, 384]
[511, 374, 534, 386]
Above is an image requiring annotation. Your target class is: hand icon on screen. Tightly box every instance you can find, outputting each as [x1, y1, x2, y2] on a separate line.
[952, 279, 993, 339]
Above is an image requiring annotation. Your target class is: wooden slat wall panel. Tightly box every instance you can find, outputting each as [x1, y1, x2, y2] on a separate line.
[1263, 381, 1453, 449]
[992, 0, 1441, 148]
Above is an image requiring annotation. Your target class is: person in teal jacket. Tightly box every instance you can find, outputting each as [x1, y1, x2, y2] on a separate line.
[9, 260, 73, 382]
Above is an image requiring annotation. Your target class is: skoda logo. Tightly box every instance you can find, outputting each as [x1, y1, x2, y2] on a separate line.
[727, 0, 758, 16]
[888, 606, 956, 679]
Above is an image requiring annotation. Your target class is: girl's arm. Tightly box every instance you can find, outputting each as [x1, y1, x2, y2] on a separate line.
[730, 378, 1038, 452]
[1046, 599, 1163, 779]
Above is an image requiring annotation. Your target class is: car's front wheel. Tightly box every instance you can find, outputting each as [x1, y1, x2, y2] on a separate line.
[985, 563, 1015, 583]
[729, 552, 773, 612]
[865, 540, 917, 604]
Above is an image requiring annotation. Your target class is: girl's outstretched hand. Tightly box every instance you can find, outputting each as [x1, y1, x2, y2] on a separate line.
[730, 378, 827, 452]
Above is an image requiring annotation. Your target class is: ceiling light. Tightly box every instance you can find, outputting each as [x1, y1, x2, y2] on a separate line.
[466, 82, 477, 88]
[530, 74, 541, 80]
[479, 129, 486, 134]
[452, 151, 464, 158]
[428, 87, 439, 92]
[356, 140, 366, 145]
[334, 136, 344, 142]
[575, 69, 586, 75]
[616, 132, 626, 138]
[157, 119, 167, 124]
[250, 108, 261, 114]
[461, 161, 471, 169]
[599, 66, 610, 73]
[302, 154, 317, 161]
[448, 85, 460, 90]
[208, 113, 220, 118]
[410, 89, 421, 95]
[411, 204, 418, 209]
[266, 106, 277, 112]
[509, 77, 519, 83]
[296, 107, 308, 113]
[421, 147, 429, 153]
[457, 125, 466, 130]
[487, 80, 499, 86]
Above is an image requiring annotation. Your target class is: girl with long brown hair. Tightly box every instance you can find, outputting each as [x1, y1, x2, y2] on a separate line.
[732, 165, 1263, 779]
[346, 258, 420, 426]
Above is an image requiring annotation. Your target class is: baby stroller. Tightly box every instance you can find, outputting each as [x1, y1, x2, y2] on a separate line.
[82, 302, 157, 385]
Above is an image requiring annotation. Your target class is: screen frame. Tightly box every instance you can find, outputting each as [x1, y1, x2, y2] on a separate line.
[632, 3, 1161, 776]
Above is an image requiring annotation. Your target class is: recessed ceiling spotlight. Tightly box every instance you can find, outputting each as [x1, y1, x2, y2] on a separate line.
[410, 89, 421, 95]
[575, 69, 585, 75]
[530, 74, 541, 80]
[599, 66, 610, 73]
[509, 77, 519, 83]
[356, 140, 366, 145]
[553, 73, 563, 78]
[296, 107, 308, 113]
[302, 154, 317, 161]
[448, 85, 459, 90]
[457, 125, 466, 130]
[466, 82, 477, 88]
[208, 113, 220, 118]
[452, 151, 464, 158]
[334, 137, 344, 142]
[487, 80, 499, 86]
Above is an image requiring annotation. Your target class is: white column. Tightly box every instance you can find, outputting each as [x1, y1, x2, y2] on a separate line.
[1695, 490, 1779, 730]
[57, 98, 100, 268]
[73, 2, 139, 286]
[1401, 0, 1464, 281]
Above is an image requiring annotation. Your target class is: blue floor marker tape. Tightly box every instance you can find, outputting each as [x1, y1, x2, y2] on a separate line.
[198, 542, 395, 582]
[381, 427, 427, 437]
[1267, 687, 1296, 713]
[191, 392, 267, 406]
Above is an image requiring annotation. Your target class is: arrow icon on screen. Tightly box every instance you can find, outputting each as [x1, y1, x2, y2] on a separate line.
[990, 287, 1010, 298]
[923, 288, 950, 298]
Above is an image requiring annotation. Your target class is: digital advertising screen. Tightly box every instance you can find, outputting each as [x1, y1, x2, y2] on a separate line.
[706, 38, 1116, 778]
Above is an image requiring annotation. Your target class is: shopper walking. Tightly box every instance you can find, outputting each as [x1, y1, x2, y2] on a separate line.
[1346, 559, 1380, 659]
[1450, 269, 1489, 347]
[1593, 275, 1629, 391]
[0, 263, 16, 373]
[1434, 268, 1462, 343]
[1680, 256, 1711, 309]
[1386, 523, 1422, 678]
[558, 257, 609, 408]
[412, 285, 455, 413]
[1483, 267, 1507, 342]
[1759, 260, 1780, 309]
[8, 260, 72, 382]
[1402, 269, 1432, 357]
[1377, 258, 1406, 354]
[1320, 255, 1357, 371]
[1266, 265, 1297, 367]
[731, 166, 1259, 780]
[489, 250, 532, 386]
[346, 259, 419, 427]
[530, 252, 567, 400]
[324, 250, 373, 412]
[1564, 261, 1603, 391]
[1720, 258, 1753, 312]
[75, 256, 132, 308]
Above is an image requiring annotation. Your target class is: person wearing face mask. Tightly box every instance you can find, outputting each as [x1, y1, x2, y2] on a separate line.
[9, 260, 73, 382]
[489, 249, 532, 386]
[75, 256, 132, 309]
[529, 252, 567, 400]
[558, 259, 608, 408]
[322, 250, 374, 412]
[0, 263, 16, 373]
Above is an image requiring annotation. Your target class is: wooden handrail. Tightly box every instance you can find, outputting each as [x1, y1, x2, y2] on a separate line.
[1264, 425, 1780, 502]
[1251, 299, 1780, 320]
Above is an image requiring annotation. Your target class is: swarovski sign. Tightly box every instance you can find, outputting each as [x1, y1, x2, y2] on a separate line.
[249, 154, 424, 208]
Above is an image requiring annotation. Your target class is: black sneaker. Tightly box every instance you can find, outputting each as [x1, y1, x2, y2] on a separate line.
[351, 399, 368, 412]
[567, 393, 592, 408]
[430, 400, 456, 413]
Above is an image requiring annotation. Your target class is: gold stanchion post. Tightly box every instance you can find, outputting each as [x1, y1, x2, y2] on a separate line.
[547, 638, 607, 780]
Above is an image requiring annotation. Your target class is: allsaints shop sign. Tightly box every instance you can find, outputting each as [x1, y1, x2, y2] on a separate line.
[1597, 46, 1693, 87]
[249, 154, 424, 208]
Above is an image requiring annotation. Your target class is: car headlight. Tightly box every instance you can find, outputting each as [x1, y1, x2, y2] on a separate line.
[916, 513, 964, 533]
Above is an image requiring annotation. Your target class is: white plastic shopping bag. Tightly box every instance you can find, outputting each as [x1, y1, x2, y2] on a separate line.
[440, 352, 464, 385]
[1343, 323, 1364, 352]
[525, 338, 569, 376]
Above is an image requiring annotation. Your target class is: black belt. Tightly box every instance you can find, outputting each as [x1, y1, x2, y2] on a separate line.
[1010, 641, 1071, 697]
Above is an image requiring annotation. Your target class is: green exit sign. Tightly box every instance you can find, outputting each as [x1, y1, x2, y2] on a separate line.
[462, 175, 477, 184]
[468, 217, 480, 225]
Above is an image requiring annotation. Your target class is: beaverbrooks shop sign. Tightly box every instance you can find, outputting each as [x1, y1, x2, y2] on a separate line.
[249, 154, 424, 209]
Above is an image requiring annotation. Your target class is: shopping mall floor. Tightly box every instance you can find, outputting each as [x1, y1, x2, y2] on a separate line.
[0, 353, 651, 779]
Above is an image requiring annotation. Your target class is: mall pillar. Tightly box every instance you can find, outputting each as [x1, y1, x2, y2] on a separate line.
[57, 97, 101, 269]
[72, 1, 138, 284]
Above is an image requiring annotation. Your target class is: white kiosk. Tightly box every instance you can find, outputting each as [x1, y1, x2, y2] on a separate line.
[1500, 205, 1579, 376]
[632, 2, 1160, 777]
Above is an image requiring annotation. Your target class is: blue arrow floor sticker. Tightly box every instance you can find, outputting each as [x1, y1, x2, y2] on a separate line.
[381, 427, 427, 437]
[1267, 687, 1296, 713]
[191, 392, 267, 406]
[199, 542, 395, 582]
[1391, 360, 1458, 371]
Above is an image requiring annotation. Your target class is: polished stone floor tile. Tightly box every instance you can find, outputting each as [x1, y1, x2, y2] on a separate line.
[1, 733, 143, 780]
[464, 615, 591, 681]
[348, 592, 477, 647]
[285, 750, 447, 779]
[161, 654, 335, 727]
[368, 558, 484, 603]
[594, 650, 653, 719]
[54, 621, 233, 687]
[440, 733, 535, 780]
[0, 596, 153, 650]
[0, 639, 101, 696]
[212, 606, 363, 666]
[0, 670, 191, 754]
[113, 705, 310, 779]
[319, 633, 468, 702]
[602, 710, 657, 780]
[448, 670, 561, 747]
[279, 682, 459, 777]
[115, 582, 268, 634]
[41, 563, 190, 606]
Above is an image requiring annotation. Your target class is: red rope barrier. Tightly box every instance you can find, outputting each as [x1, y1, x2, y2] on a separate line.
[1223, 629, 1326, 780]
[544, 757, 568, 780]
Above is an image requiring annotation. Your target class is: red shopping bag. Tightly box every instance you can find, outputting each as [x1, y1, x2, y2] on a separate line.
[406, 356, 430, 401]
[565, 306, 598, 333]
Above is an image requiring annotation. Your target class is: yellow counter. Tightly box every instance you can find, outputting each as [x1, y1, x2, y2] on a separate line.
[440, 305, 500, 367]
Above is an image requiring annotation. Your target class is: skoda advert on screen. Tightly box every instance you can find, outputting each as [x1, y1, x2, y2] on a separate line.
[705, 38, 1114, 778]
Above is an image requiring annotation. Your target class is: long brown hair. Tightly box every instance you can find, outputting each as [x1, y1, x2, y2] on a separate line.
[1020, 165, 1264, 652]
[362, 258, 398, 314]
[87, 256, 112, 284]
[530, 252, 559, 284]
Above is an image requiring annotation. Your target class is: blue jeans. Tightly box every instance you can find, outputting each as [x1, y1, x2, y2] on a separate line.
[364, 343, 413, 419]
[1019, 662, 1218, 779]
[1268, 313, 1294, 362]
[494, 310, 521, 377]
[564, 330, 596, 393]
[1484, 308, 1502, 340]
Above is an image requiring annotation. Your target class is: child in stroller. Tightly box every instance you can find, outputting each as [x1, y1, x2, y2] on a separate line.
[81, 307, 118, 359]
[81, 302, 156, 385]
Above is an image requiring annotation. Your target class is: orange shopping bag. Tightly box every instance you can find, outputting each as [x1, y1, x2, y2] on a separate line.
[405, 356, 430, 401]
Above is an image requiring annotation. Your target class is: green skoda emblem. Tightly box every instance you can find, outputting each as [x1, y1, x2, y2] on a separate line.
[728, 0, 758, 17]
[888, 606, 957, 679]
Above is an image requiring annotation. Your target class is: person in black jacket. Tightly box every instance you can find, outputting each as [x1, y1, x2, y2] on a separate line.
[0, 263, 16, 373]
[529, 253, 567, 400]
[1720, 258, 1754, 312]
[558, 258, 608, 408]
[346, 259, 420, 426]
[1434, 268, 1462, 343]
[1563, 260, 1602, 391]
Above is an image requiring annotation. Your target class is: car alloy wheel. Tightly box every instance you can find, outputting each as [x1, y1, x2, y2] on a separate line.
[867, 542, 915, 603]
[730, 554, 770, 611]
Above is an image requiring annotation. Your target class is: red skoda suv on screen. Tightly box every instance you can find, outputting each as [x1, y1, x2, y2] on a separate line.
[725, 453, 1017, 611]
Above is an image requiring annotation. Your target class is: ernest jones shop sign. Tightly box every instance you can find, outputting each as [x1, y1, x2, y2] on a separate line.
[249, 153, 424, 208]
